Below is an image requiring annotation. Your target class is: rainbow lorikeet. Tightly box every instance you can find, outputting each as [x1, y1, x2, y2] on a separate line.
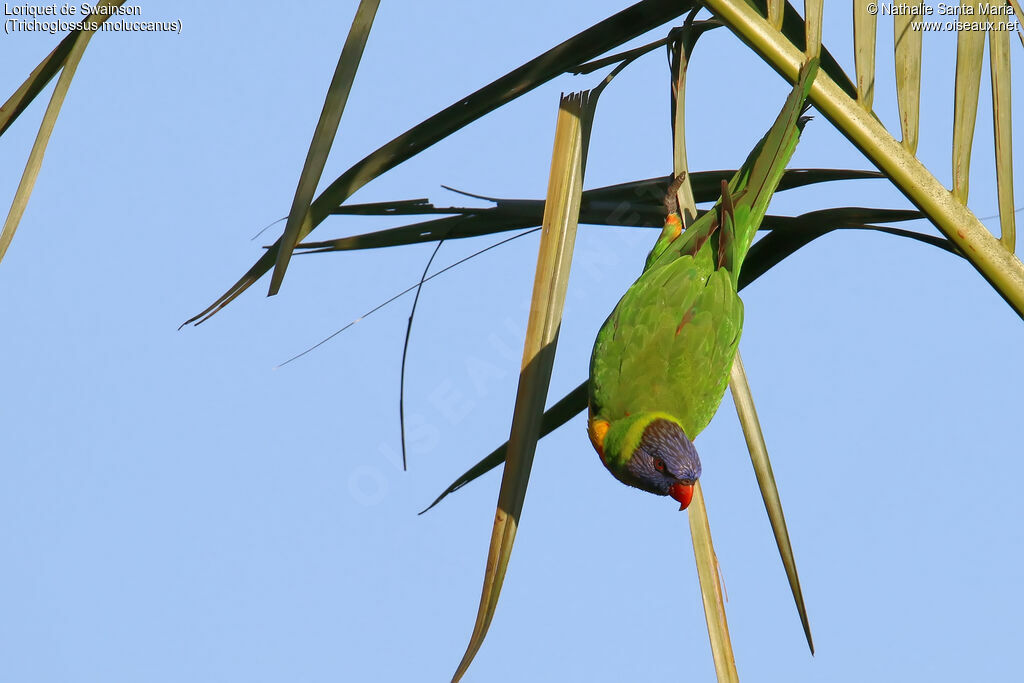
[587, 58, 819, 510]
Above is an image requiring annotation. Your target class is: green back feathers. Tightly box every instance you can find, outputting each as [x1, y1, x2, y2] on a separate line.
[589, 255, 743, 438]
[589, 58, 819, 442]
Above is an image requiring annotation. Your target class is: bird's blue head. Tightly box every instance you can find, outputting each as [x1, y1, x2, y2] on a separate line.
[616, 416, 701, 510]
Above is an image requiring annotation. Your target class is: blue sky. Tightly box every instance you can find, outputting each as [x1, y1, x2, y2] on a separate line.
[2, 2, 1023, 681]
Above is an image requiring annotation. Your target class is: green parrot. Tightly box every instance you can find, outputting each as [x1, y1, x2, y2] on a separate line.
[587, 58, 819, 510]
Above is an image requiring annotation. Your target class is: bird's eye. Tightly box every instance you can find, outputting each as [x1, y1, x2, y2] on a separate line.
[653, 457, 666, 473]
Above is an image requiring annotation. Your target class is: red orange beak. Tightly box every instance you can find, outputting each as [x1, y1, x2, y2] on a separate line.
[668, 482, 694, 511]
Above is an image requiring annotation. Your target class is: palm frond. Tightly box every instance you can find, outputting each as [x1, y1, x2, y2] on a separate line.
[290, 169, 886, 253]
[1, 1, 127, 266]
[701, 0, 1024, 318]
[269, 0, 381, 295]
[420, 204, 955, 515]
[183, 0, 695, 325]
[894, 5, 924, 153]
[452, 88, 596, 683]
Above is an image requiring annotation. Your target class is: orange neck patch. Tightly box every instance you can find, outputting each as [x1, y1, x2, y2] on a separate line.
[587, 416, 610, 465]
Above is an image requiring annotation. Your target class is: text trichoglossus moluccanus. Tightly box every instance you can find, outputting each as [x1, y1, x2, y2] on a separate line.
[587, 58, 819, 510]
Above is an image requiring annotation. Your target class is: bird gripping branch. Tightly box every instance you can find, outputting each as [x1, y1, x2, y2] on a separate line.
[587, 58, 819, 510]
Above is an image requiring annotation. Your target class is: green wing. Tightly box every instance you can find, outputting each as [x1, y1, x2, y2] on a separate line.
[589, 57, 819, 439]
[589, 253, 743, 438]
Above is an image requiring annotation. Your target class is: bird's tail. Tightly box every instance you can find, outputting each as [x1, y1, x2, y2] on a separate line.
[644, 57, 819, 278]
[723, 57, 820, 280]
